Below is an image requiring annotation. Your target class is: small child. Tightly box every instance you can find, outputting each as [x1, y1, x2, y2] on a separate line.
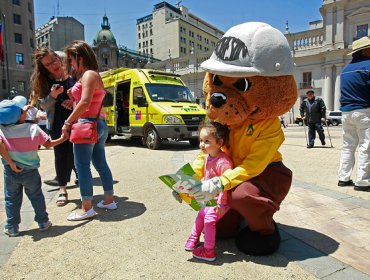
[174, 121, 233, 262]
[0, 96, 67, 237]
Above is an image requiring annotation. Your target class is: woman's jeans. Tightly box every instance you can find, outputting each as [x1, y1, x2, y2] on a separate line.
[4, 166, 49, 230]
[73, 118, 113, 201]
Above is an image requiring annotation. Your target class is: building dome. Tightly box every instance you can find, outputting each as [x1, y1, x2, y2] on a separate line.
[94, 14, 116, 44]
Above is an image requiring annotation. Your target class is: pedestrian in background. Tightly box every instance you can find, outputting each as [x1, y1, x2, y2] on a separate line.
[0, 96, 66, 237]
[279, 115, 286, 128]
[63, 40, 115, 221]
[300, 90, 326, 148]
[173, 122, 233, 262]
[25, 94, 39, 124]
[338, 36, 370, 192]
[30, 48, 77, 206]
[36, 107, 47, 134]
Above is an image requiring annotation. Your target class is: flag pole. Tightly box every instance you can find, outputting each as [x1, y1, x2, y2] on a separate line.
[0, 10, 11, 99]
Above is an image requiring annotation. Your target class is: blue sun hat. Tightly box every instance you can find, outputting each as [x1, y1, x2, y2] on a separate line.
[0, 95, 27, 125]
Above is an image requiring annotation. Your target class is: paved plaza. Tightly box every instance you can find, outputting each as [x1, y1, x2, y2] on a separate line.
[0, 125, 369, 279]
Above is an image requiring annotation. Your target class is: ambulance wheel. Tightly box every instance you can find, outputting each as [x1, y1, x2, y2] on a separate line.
[145, 127, 161, 150]
[105, 134, 112, 143]
[189, 138, 199, 146]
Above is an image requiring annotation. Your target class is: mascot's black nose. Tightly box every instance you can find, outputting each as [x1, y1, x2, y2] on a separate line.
[210, 93, 227, 108]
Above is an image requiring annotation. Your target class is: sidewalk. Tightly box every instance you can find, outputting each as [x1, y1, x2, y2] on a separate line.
[0, 125, 369, 279]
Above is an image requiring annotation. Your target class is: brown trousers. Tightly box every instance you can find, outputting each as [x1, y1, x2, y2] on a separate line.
[217, 162, 292, 238]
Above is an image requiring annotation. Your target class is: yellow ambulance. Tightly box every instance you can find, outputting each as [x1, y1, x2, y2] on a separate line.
[100, 68, 207, 149]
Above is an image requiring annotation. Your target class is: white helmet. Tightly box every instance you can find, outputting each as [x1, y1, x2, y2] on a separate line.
[201, 22, 294, 77]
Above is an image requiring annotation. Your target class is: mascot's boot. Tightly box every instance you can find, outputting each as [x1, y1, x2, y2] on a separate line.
[235, 221, 280, 256]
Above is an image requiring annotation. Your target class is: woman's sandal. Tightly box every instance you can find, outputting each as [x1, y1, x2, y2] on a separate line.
[56, 193, 68, 207]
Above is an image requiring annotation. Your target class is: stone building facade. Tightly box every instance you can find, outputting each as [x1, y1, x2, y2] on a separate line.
[35, 16, 84, 51]
[0, 0, 35, 100]
[92, 14, 154, 72]
[149, 0, 370, 118]
[136, 1, 223, 61]
[286, 0, 370, 115]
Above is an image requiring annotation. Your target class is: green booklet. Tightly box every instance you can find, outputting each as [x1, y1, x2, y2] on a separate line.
[159, 163, 217, 211]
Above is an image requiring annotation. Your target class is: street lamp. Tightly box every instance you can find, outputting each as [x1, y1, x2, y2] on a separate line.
[168, 49, 174, 73]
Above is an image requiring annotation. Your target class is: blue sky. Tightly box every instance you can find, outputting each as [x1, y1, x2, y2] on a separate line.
[34, 0, 323, 50]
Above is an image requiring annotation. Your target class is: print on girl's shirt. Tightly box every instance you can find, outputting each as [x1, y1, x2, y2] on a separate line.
[135, 111, 142, 120]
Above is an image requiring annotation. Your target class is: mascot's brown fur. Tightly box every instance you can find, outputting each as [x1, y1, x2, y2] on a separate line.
[193, 22, 298, 256]
[204, 75, 297, 124]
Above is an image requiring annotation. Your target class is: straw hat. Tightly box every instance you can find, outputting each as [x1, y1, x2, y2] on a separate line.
[348, 36, 370, 55]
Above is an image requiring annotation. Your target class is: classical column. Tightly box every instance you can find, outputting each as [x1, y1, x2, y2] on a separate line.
[324, 65, 333, 110]
[334, 65, 343, 110]
[325, 10, 333, 44]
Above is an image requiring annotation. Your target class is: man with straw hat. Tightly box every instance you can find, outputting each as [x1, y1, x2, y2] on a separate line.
[338, 36, 370, 192]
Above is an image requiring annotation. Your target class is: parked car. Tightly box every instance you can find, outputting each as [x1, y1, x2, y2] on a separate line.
[295, 116, 307, 126]
[326, 111, 342, 126]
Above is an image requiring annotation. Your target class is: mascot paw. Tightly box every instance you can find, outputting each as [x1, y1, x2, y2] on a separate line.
[235, 222, 281, 256]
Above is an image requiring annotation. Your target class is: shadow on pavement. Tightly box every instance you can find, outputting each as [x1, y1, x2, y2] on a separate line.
[106, 137, 198, 151]
[68, 195, 146, 223]
[22, 197, 146, 241]
[21, 220, 91, 242]
[187, 224, 339, 266]
[93, 195, 147, 222]
[45, 178, 119, 192]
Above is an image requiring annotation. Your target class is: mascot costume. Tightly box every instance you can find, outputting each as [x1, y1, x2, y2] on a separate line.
[188, 22, 298, 256]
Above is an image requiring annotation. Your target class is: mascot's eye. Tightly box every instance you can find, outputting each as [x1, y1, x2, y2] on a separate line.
[233, 78, 251, 92]
[212, 75, 223, 86]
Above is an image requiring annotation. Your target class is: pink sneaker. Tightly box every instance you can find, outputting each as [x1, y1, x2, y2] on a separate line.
[192, 246, 216, 262]
[184, 236, 199, 251]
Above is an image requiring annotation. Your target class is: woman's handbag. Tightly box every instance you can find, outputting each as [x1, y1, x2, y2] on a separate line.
[70, 121, 98, 144]
[69, 101, 104, 144]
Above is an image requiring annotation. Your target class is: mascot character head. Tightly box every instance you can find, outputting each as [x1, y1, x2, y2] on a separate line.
[201, 22, 297, 126]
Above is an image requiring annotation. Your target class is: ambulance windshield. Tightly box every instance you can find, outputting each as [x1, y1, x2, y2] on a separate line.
[145, 84, 195, 103]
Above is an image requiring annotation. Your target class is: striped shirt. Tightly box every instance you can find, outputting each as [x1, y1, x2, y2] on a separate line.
[0, 123, 50, 169]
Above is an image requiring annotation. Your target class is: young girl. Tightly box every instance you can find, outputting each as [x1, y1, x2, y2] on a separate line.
[176, 121, 233, 261]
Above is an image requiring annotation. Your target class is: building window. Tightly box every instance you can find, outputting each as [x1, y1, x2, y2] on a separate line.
[15, 53, 24, 65]
[12, 0, 20, 5]
[13, 14, 21, 25]
[18, 81, 26, 91]
[2, 79, 6, 90]
[30, 38, 34, 49]
[302, 72, 312, 89]
[356, 24, 368, 39]
[28, 1, 32, 13]
[29, 20, 33, 31]
[14, 33, 23, 44]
